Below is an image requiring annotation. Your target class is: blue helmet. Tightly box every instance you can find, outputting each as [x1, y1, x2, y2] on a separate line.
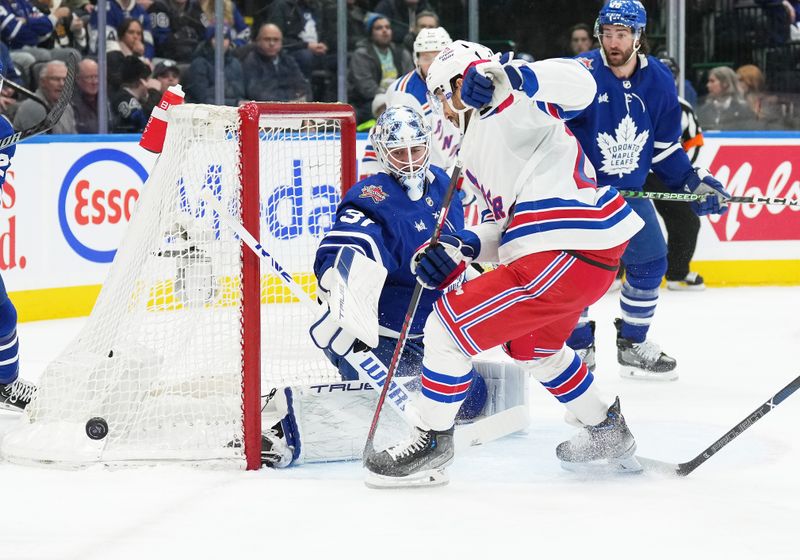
[596, 1, 647, 35]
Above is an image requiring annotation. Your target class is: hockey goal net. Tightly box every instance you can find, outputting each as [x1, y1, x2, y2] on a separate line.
[1, 102, 357, 469]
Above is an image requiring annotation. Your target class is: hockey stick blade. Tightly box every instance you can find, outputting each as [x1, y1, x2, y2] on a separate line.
[638, 374, 800, 477]
[454, 405, 530, 450]
[0, 51, 79, 150]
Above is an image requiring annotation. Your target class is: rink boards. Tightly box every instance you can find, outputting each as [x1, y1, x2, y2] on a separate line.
[3, 132, 799, 322]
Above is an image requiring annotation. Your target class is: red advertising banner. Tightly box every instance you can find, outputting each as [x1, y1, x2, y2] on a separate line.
[707, 145, 800, 242]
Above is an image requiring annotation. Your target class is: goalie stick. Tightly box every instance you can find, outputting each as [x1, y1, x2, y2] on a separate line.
[202, 188, 527, 453]
[638, 374, 800, 477]
[362, 162, 464, 462]
[618, 189, 799, 208]
[0, 51, 79, 150]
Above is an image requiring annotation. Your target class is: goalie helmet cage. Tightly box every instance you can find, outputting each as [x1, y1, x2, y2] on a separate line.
[1, 102, 357, 470]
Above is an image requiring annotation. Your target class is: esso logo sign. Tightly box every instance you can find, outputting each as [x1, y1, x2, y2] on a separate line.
[59, 149, 149, 263]
[707, 145, 800, 242]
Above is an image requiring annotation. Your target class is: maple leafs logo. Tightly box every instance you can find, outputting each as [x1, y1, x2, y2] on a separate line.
[596, 114, 649, 178]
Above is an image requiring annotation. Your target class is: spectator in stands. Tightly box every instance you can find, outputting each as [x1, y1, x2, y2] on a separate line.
[0, 0, 56, 85]
[189, 0, 250, 48]
[373, 0, 431, 47]
[89, 0, 155, 59]
[137, 0, 172, 57]
[755, 0, 793, 45]
[72, 58, 106, 133]
[160, 0, 206, 62]
[568, 23, 593, 55]
[243, 22, 311, 102]
[185, 26, 244, 106]
[697, 66, 758, 130]
[153, 60, 181, 91]
[48, 5, 89, 54]
[110, 55, 159, 133]
[347, 14, 412, 124]
[321, 0, 368, 54]
[737, 64, 786, 128]
[107, 18, 150, 90]
[402, 10, 440, 52]
[267, 0, 334, 92]
[14, 60, 76, 134]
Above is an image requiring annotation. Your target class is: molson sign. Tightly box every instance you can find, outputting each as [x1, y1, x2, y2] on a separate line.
[705, 145, 800, 242]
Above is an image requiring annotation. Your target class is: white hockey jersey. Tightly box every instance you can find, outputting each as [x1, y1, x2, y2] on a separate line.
[461, 58, 644, 265]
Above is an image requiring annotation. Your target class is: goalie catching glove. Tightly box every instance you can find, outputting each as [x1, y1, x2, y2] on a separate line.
[460, 52, 538, 109]
[411, 230, 481, 290]
[684, 167, 730, 216]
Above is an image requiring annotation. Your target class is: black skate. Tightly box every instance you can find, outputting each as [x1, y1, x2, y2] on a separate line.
[666, 272, 705, 291]
[615, 319, 678, 381]
[574, 320, 597, 372]
[0, 377, 36, 412]
[556, 397, 641, 473]
[364, 425, 455, 488]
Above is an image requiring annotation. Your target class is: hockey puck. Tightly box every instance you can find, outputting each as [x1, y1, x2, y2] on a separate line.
[85, 417, 109, 440]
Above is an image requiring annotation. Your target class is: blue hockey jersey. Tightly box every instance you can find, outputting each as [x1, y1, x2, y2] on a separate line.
[568, 51, 695, 191]
[314, 166, 463, 337]
[0, 116, 16, 186]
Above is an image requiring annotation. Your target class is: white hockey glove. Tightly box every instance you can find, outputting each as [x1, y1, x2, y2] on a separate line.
[309, 248, 387, 358]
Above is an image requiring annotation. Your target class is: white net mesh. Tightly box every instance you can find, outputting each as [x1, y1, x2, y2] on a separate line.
[2, 104, 347, 468]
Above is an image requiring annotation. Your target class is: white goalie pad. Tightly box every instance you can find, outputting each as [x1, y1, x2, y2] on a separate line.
[328, 247, 387, 349]
[473, 359, 530, 417]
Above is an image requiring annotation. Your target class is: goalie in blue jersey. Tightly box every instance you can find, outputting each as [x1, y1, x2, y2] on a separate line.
[257, 105, 528, 468]
[0, 67, 37, 412]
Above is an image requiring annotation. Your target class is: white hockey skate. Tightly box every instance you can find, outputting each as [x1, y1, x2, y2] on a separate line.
[0, 377, 36, 412]
[556, 397, 642, 474]
[364, 425, 455, 489]
[615, 319, 678, 381]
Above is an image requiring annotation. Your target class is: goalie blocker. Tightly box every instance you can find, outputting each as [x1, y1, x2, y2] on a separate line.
[261, 360, 530, 467]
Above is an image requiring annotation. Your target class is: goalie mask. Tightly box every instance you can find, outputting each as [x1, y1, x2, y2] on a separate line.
[370, 105, 432, 201]
[426, 40, 494, 133]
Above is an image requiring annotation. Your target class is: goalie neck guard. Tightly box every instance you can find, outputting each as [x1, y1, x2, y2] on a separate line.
[370, 105, 432, 201]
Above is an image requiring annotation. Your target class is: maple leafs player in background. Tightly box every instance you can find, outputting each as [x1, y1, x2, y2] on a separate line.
[360, 27, 460, 178]
[363, 40, 646, 488]
[0, 67, 37, 413]
[257, 105, 493, 468]
[561, 0, 730, 381]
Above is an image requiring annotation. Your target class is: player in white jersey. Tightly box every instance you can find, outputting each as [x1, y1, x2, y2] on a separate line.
[363, 40, 646, 488]
[360, 27, 460, 178]
[258, 106, 525, 468]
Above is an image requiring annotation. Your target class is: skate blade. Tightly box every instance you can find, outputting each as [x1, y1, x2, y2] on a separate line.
[618, 366, 678, 382]
[560, 453, 643, 475]
[364, 467, 450, 489]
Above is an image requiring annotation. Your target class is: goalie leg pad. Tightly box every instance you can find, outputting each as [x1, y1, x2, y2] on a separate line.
[472, 360, 530, 417]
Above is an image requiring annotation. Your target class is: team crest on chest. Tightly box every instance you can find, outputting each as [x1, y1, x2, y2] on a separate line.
[360, 185, 388, 203]
[596, 114, 649, 178]
[414, 220, 427, 232]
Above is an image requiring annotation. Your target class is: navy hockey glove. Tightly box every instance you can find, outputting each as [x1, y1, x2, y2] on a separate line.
[411, 231, 481, 290]
[685, 168, 730, 216]
[460, 65, 495, 108]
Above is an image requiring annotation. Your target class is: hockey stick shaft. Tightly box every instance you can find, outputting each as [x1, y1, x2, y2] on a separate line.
[4, 80, 49, 111]
[673, 374, 800, 476]
[362, 163, 464, 459]
[618, 189, 799, 207]
[201, 190, 418, 424]
[0, 51, 79, 149]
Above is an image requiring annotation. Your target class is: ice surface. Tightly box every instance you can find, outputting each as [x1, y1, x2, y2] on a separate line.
[2, 287, 799, 559]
